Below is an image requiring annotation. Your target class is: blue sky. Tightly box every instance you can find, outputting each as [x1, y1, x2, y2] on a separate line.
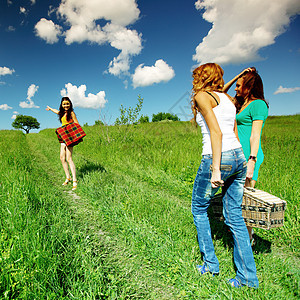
[0, 0, 299, 132]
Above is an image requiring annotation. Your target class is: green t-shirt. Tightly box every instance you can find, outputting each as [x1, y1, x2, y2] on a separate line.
[236, 100, 268, 180]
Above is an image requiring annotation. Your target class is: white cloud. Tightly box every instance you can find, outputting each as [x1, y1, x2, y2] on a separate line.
[20, 7, 26, 14]
[274, 85, 300, 95]
[0, 104, 13, 110]
[35, 0, 142, 76]
[0, 66, 15, 76]
[11, 112, 18, 120]
[34, 18, 62, 44]
[132, 59, 175, 88]
[60, 83, 107, 109]
[193, 0, 300, 65]
[7, 26, 16, 32]
[19, 84, 40, 108]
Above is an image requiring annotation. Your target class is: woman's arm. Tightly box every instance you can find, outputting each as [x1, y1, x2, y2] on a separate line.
[223, 68, 254, 93]
[195, 92, 223, 188]
[46, 106, 59, 114]
[234, 120, 240, 141]
[246, 120, 263, 180]
[71, 111, 79, 124]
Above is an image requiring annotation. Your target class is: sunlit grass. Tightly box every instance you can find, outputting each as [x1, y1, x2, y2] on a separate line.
[0, 115, 299, 299]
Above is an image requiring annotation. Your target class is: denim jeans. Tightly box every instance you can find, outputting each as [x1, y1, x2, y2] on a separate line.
[191, 148, 259, 288]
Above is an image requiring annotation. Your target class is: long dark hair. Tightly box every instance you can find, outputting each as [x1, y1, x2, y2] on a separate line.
[236, 68, 269, 112]
[58, 97, 74, 123]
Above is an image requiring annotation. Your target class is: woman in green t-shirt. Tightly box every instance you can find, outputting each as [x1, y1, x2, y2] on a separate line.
[224, 68, 269, 242]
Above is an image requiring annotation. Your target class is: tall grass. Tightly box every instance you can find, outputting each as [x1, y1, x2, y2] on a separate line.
[0, 115, 299, 299]
[0, 131, 136, 299]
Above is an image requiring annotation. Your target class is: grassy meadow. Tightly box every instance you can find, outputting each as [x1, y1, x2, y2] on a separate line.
[0, 115, 299, 299]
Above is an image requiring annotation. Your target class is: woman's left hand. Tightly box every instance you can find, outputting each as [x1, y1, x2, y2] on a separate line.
[246, 160, 255, 180]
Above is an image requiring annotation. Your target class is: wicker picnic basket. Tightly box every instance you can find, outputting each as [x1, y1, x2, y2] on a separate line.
[211, 187, 287, 230]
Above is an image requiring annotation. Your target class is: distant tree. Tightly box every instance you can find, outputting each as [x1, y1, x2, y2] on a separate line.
[138, 114, 149, 124]
[115, 94, 143, 125]
[12, 114, 40, 134]
[152, 112, 180, 122]
[95, 120, 104, 126]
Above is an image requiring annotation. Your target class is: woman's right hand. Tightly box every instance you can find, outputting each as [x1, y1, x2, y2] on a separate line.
[211, 169, 224, 188]
[46, 106, 51, 111]
[241, 67, 255, 76]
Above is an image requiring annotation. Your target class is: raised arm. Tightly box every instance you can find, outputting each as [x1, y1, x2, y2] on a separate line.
[46, 106, 59, 114]
[223, 68, 254, 93]
[195, 92, 223, 188]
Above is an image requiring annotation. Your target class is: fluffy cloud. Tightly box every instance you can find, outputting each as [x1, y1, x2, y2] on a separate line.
[19, 84, 40, 108]
[60, 83, 107, 109]
[12, 111, 18, 119]
[193, 0, 300, 65]
[35, 18, 62, 44]
[274, 85, 300, 95]
[132, 60, 175, 88]
[0, 66, 15, 76]
[0, 104, 13, 110]
[35, 0, 142, 76]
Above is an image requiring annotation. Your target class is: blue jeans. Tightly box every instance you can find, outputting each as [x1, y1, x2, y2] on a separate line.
[191, 148, 259, 288]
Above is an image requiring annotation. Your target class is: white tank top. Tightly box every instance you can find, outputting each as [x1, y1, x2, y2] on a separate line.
[196, 92, 241, 155]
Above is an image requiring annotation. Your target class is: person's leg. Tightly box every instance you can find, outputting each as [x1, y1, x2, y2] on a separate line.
[192, 156, 219, 274]
[65, 146, 77, 188]
[222, 149, 258, 288]
[60, 144, 71, 181]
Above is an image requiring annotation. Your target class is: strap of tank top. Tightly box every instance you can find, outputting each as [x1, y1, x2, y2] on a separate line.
[206, 91, 219, 105]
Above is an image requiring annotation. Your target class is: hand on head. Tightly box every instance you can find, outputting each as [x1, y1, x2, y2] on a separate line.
[243, 67, 256, 74]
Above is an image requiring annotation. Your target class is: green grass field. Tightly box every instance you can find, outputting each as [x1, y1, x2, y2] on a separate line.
[0, 115, 299, 299]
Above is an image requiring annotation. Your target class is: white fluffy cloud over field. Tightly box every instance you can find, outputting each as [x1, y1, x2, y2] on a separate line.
[60, 83, 107, 109]
[274, 85, 300, 94]
[0, 66, 15, 76]
[35, 0, 142, 76]
[193, 0, 300, 65]
[132, 59, 175, 88]
[0, 104, 13, 110]
[19, 84, 40, 108]
[34, 18, 62, 44]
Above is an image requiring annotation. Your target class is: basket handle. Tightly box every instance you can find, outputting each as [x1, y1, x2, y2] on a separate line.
[244, 187, 256, 193]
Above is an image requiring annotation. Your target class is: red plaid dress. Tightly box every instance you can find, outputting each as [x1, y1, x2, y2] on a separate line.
[56, 123, 86, 147]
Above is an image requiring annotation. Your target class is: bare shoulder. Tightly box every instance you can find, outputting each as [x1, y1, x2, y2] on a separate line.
[195, 91, 211, 103]
[195, 91, 214, 113]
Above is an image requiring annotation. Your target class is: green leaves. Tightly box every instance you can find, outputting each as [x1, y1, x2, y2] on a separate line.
[115, 94, 144, 126]
[12, 115, 40, 134]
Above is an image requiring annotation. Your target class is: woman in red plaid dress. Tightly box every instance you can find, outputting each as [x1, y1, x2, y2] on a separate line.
[46, 97, 79, 190]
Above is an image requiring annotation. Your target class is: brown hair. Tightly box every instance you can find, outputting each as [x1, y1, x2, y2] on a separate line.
[236, 68, 269, 112]
[191, 63, 224, 123]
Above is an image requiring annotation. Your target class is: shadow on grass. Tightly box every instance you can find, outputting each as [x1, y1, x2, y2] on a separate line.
[207, 207, 272, 254]
[77, 161, 106, 178]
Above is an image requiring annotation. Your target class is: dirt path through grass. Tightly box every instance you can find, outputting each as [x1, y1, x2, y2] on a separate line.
[26, 133, 179, 299]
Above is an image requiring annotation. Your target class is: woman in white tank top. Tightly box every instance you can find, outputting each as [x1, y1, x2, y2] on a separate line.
[191, 63, 258, 288]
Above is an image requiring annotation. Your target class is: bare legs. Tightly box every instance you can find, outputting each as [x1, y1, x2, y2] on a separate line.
[60, 143, 77, 184]
[245, 178, 256, 240]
